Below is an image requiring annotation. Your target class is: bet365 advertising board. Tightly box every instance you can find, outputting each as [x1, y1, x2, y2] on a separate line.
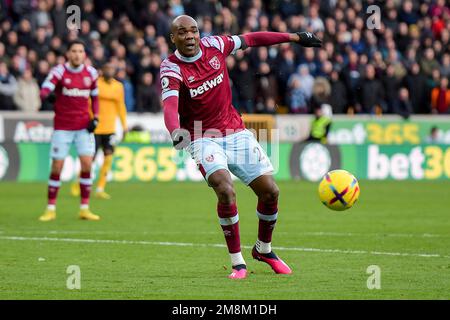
[0, 113, 449, 182]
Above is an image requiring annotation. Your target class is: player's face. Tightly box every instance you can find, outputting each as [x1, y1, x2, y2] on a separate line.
[67, 44, 86, 67]
[171, 21, 200, 57]
[102, 64, 116, 79]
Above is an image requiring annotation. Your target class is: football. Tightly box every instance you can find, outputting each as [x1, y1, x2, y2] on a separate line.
[318, 170, 360, 211]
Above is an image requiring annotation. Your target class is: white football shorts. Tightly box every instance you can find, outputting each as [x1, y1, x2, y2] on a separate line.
[186, 129, 274, 185]
[50, 129, 95, 160]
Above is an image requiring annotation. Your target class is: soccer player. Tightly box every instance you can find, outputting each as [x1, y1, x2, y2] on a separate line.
[161, 15, 322, 279]
[71, 62, 127, 199]
[39, 40, 101, 221]
[92, 62, 127, 199]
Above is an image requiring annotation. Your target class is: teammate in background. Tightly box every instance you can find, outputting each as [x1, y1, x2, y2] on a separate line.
[39, 40, 100, 222]
[161, 15, 322, 279]
[71, 62, 128, 199]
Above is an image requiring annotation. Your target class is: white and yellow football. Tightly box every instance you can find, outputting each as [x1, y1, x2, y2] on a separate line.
[318, 170, 360, 211]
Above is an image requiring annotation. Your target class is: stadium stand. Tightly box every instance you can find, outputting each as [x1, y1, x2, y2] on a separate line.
[0, 0, 449, 115]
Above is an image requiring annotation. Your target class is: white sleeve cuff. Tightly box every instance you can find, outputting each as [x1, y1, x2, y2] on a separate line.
[162, 90, 179, 100]
[42, 81, 55, 91]
[231, 35, 242, 54]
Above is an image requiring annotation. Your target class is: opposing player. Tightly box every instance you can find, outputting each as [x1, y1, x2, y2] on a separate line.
[39, 40, 101, 221]
[71, 62, 128, 199]
[93, 62, 128, 199]
[161, 15, 321, 278]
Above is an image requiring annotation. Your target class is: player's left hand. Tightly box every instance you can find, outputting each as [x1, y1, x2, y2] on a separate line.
[87, 117, 99, 133]
[296, 32, 322, 47]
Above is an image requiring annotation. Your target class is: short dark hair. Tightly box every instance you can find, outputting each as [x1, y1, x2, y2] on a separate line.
[67, 39, 86, 50]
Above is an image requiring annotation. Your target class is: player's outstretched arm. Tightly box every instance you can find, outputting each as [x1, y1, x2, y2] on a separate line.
[238, 31, 322, 50]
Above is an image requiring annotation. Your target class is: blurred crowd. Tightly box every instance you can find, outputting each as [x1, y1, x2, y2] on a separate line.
[0, 0, 449, 116]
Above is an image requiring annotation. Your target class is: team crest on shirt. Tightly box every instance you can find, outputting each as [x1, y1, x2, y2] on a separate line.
[161, 77, 169, 89]
[205, 154, 215, 162]
[83, 77, 92, 86]
[64, 78, 71, 84]
[209, 56, 220, 70]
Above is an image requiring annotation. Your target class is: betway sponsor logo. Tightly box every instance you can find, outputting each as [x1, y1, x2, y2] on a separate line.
[62, 87, 91, 98]
[14, 121, 53, 143]
[189, 73, 224, 98]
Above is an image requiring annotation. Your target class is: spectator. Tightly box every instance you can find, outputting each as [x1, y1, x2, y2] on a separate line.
[31, 0, 51, 30]
[403, 63, 429, 114]
[306, 4, 325, 32]
[311, 77, 331, 111]
[287, 77, 308, 114]
[426, 126, 444, 144]
[421, 48, 440, 77]
[233, 59, 255, 114]
[393, 87, 413, 119]
[32, 28, 50, 59]
[0, 61, 18, 110]
[13, 68, 41, 112]
[276, 47, 296, 99]
[17, 19, 33, 48]
[357, 64, 385, 114]
[6, 31, 19, 57]
[398, 0, 419, 25]
[329, 69, 348, 114]
[141, 1, 170, 37]
[11, 0, 32, 22]
[255, 62, 278, 114]
[51, 0, 67, 37]
[82, 0, 98, 27]
[288, 64, 314, 100]
[349, 29, 365, 55]
[136, 72, 161, 113]
[440, 53, 450, 78]
[383, 64, 401, 113]
[298, 47, 319, 77]
[342, 50, 362, 110]
[117, 66, 135, 112]
[431, 77, 450, 114]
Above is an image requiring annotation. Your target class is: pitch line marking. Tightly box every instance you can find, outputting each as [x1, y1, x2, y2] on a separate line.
[0, 235, 449, 259]
[1, 229, 450, 238]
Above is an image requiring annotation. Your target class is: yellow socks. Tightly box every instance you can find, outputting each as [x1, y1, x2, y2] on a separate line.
[97, 154, 113, 191]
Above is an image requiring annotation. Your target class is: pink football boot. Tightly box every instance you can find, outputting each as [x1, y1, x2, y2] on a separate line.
[228, 264, 247, 279]
[252, 246, 292, 274]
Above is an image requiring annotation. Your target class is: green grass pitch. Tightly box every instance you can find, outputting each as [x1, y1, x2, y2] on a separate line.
[0, 180, 449, 299]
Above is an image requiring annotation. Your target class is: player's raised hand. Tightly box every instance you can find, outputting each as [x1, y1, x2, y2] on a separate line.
[171, 128, 191, 150]
[296, 32, 322, 47]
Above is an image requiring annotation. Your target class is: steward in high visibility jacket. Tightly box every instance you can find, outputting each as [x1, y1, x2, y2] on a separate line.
[307, 106, 332, 144]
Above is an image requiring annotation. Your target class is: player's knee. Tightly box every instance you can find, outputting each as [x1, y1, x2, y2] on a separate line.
[215, 182, 236, 204]
[79, 158, 92, 172]
[260, 184, 279, 204]
[51, 160, 64, 175]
